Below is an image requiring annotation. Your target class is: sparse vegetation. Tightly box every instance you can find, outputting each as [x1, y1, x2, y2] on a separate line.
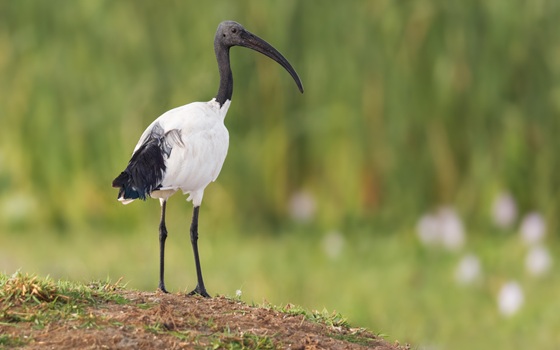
[0, 272, 402, 349]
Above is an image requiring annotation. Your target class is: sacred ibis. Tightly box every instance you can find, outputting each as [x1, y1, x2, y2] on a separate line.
[112, 21, 303, 297]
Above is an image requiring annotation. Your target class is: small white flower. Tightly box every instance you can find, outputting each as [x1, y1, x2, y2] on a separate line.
[492, 192, 517, 229]
[322, 231, 345, 260]
[288, 190, 316, 222]
[525, 245, 552, 277]
[438, 207, 465, 251]
[235, 289, 242, 298]
[455, 254, 481, 285]
[520, 212, 546, 246]
[416, 214, 440, 247]
[498, 281, 524, 317]
[416, 206, 466, 250]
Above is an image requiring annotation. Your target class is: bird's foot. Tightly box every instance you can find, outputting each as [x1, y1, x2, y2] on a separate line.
[188, 285, 211, 298]
[158, 283, 169, 294]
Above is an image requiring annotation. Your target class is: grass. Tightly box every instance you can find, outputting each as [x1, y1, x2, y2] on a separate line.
[265, 303, 350, 328]
[0, 271, 127, 328]
[0, 272, 129, 348]
[0, 272, 392, 349]
[0, 334, 26, 348]
[264, 303, 385, 347]
[206, 329, 277, 350]
[0, 272, 126, 306]
[2, 225, 559, 349]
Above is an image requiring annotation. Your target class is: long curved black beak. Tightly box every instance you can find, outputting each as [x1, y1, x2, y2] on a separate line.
[239, 30, 304, 93]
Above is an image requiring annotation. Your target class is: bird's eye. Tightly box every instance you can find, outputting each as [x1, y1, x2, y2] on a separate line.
[231, 28, 237, 33]
[223, 33, 226, 37]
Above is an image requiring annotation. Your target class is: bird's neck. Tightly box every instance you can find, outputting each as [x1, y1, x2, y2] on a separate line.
[215, 44, 233, 107]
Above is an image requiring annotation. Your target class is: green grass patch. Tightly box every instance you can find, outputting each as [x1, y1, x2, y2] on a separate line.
[328, 332, 378, 347]
[143, 318, 277, 349]
[206, 329, 277, 350]
[265, 302, 350, 328]
[0, 271, 127, 306]
[0, 333, 27, 347]
[0, 271, 128, 328]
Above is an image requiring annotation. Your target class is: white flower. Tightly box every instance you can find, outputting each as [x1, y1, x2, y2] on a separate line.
[288, 190, 316, 222]
[322, 231, 345, 260]
[455, 254, 481, 285]
[497, 281, 524, 317]
[235, 289, 242, 298]
[438, 207, 465, 251]
[525, 245, 552, 277]
[492, 192, 517, 229]
[520, 212, 546, 246]
[416, 214, 440, 247]
[416, 206, 465, 251]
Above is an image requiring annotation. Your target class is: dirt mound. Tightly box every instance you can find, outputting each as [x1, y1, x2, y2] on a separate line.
[1, 288, 406, 349]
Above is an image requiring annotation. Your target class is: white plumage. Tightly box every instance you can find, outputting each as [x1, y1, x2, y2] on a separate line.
[118, 99, 230, 206]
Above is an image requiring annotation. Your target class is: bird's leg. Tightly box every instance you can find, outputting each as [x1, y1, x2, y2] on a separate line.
[188, 206, 210, 298]
[158, 199, 169, 293]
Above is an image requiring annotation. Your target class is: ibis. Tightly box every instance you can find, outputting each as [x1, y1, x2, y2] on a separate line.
[112, 21, 303, 297]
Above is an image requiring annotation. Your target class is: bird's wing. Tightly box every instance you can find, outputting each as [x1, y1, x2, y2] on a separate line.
[112, 122, 184, 201]
[162, 128, 184, 157]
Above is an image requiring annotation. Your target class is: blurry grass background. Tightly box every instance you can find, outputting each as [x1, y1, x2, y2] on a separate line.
[1, 1, 559, 349]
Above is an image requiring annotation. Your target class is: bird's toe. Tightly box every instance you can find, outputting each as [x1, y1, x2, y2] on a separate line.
[188, 286, 211, 298]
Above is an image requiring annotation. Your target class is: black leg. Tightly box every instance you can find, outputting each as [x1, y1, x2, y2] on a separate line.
[188, 206, 210, 298]
[158, 200, 169, 293]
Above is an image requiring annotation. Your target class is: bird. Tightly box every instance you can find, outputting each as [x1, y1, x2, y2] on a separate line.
[112, 21, 303, 297]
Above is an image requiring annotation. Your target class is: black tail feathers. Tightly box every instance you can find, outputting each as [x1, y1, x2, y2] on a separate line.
[112, 137, 167, 201]
[112, 171, 142, 200]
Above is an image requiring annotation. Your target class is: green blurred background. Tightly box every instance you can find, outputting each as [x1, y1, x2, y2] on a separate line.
[1, 1, 559, 349]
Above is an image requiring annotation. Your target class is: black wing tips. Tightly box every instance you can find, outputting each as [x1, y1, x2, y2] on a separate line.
[112, 171, 142, 201]
[112, 138, 166, 202]
[113, 123, 178, 202]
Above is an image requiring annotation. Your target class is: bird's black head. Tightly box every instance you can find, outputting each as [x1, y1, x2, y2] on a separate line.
[215, 21, 246, 48]
[215, 21, 304, 93]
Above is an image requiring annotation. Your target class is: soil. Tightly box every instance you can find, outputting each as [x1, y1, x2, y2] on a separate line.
[0, 290, 407, 349]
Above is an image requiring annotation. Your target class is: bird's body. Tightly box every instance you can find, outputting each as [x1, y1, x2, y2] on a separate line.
[112, 21, 303, 297]
[116, 99, 230, 206]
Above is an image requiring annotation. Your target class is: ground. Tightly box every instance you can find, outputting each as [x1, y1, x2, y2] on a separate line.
[0, 274, 406, 349]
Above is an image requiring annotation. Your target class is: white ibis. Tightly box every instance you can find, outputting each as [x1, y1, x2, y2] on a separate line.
[112, 21, 303, 297]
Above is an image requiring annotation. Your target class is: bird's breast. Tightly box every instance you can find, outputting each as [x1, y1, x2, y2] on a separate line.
[130, 99, 231, 198]
[160, 117, 229, 192]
